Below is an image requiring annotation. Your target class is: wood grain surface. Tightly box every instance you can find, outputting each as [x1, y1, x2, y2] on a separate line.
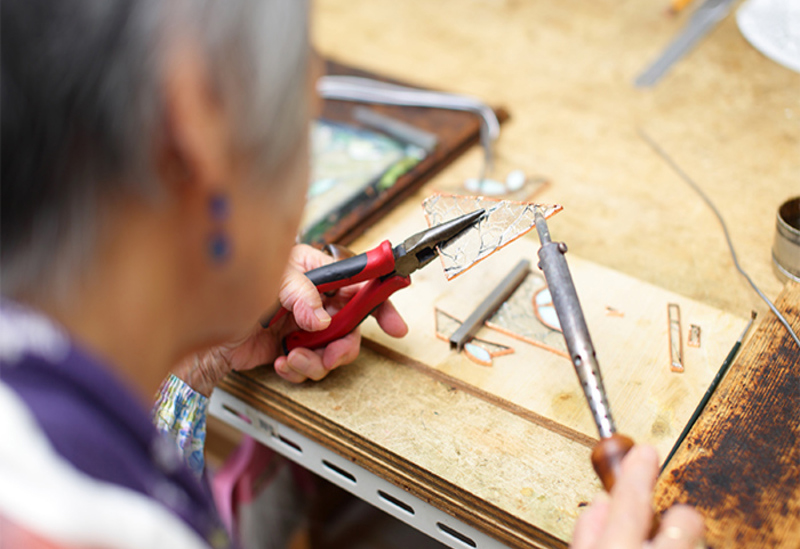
[656, 281, 800, 548]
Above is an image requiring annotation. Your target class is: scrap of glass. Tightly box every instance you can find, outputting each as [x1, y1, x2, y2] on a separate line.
[434, 309, 463, 341]
[422, 193, 562, 280]
[302, 120, 425, 238]
[463, 342, 493, 366]
[486, 272, 569, 358]
[688, 324, 701, 348]
[533, 287, 562, 331]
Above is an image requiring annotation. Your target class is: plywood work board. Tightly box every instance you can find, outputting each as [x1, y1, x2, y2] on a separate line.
[358, 207, 747, 462]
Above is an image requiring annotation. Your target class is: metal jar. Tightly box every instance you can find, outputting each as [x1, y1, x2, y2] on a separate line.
[772, 197, 800, 283]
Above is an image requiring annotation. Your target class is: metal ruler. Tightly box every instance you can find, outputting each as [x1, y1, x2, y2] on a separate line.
[635, 0, 739, 87]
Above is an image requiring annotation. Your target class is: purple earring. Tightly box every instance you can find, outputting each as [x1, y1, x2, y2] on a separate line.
[208, 193, 231, 264]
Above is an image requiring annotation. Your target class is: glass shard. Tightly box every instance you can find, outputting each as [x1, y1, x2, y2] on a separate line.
[688, 324, 701, 348]
[463, 342, 493, 366]
[470, 338, 514, 358]
[533, 287, 562, 331]
[434, 309, 463, 341]
[422, 193, 562, 280]
[485, 272, 569, 358]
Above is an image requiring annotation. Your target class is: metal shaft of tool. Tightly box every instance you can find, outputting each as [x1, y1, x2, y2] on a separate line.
[533, 208, 616, 439]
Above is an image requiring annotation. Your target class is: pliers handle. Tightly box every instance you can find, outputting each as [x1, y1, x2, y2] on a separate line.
[276, 208, 485, 353]
[283, 240, 408, 352]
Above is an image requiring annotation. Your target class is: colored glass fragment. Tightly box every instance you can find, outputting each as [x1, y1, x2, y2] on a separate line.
[422, 193, 562, 280]
[533, 288, 562, 331]
[303, 120, 425, 237]
[464, 342, 493, 366]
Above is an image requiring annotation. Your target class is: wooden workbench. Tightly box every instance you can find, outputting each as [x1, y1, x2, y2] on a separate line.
[217, 1, 800, 546]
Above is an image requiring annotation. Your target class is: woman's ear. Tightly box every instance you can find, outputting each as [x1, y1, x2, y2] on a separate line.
[157, 36, 230, 196]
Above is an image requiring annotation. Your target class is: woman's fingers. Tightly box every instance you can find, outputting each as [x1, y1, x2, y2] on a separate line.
[373, 300, 409, 338]
[274, 354, 308, 383]
[595, 445, 659, 547]
[274, 329, 361, 383]
[278, 265, 331, 332]
[653, 505, 705, 549]
[571, 493, 611, 549]
[278, 244, 341, 332]
[320, 329, 361, 371]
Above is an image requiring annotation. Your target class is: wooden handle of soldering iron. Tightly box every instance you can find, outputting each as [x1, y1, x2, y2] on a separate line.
[591, 434, 660, 537]
[591, 433, 635, 492]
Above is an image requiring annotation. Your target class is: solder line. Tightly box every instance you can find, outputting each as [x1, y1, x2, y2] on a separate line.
[638, 129, 800, 350]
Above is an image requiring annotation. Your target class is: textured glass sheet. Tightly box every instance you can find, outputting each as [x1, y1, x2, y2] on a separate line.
[486, 272, 569, 358]
[422, 193, 562, 280]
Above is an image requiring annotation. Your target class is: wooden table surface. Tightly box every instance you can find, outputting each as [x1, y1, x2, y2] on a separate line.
[219, 1, 799, 547]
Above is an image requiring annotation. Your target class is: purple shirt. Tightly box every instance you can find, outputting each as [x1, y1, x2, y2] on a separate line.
[0, 302, 231, 547]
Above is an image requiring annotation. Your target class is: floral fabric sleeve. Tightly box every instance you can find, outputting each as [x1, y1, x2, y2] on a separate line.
[152, 374, 208, 478]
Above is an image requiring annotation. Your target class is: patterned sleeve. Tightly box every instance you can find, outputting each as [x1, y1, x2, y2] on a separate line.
[152, 374, 208, 478]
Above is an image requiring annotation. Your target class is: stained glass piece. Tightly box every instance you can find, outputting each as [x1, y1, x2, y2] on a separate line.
[485, 272, 569, 357]
[533, 288, 562, 331]
[422, 193, 562, 280]
[463, 342, 493, 366]
[303, 120, 423, 238]
[471, 338, 513, 357]
[434, 309, 462, 340]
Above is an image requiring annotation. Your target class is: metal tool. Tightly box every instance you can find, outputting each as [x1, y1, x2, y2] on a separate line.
[276, 209, 486, 352]
[532, 207, 634, 492]
[449, 259, 530, 352]
[635, 0, 738, 87]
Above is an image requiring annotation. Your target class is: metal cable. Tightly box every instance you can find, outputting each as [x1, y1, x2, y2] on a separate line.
[639, 129, 800, 350]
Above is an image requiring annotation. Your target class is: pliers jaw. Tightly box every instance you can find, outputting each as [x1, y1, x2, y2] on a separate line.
[392, 208, 486, 277]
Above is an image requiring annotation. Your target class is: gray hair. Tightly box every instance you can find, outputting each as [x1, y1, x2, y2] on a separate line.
[1, 0, 310, 299]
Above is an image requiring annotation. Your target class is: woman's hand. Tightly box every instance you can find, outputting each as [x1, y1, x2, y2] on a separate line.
[174, 244, 408, 395]
[571, 445, 704, 549]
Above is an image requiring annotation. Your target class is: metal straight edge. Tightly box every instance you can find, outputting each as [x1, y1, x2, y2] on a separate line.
[209, 389, 511, 549]
[353, 106, 439, 152]
[634, 0, 738, 88]
[449, 259, 531, 351]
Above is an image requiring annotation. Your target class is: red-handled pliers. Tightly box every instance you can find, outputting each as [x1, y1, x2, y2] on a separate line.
[274, 208, 485, 353]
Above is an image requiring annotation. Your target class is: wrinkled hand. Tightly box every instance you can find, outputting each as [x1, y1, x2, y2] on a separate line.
[175, 244, 408, 395]
[571, 445, 704, 549]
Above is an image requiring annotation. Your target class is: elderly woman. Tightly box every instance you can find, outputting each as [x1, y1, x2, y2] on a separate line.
[0, 0, 702, 547]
